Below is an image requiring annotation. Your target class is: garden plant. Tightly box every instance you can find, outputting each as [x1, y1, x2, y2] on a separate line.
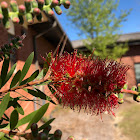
[0, 0, 140, 140]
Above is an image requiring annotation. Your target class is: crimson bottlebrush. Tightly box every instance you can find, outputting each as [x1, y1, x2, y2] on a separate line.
[48, 51, 129, 115]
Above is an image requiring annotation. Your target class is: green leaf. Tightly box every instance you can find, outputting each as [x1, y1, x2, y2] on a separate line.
[16, 110, 38, 128]
[4, 63, 17, 86]
[19, 70, 39, 86]
[1, 59, 9, 87]
[23, 88, 55, 104]
[7, 97, 19, 109]
[19, 52, 34, 84]
[36, 69, 44, 80]
[10, 109, 19, 130]
[23, 88, 46, 99]
[26, 103, 49, 130]
[43, 52, 52, 76]
[0, 132, 5, 139]
[19, 78, 29, 86]
[0, 93, 10, 119]
[38, 118, 55, 131]
[0, 124, 8, 129]
[13, 103, 24, 115]
[35, 88, 56, 105]
[10, 70, 21, 88]
[28, 70, 39, 82]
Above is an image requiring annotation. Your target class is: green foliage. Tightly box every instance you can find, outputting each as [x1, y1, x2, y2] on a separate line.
[10, 109, 19, 130]
[10, 70, 21, 88]
[19, 52, 34, 84]
[26, 103, 49, 130]
[0, 93, 10, 119]
[65, 0, 131, 59]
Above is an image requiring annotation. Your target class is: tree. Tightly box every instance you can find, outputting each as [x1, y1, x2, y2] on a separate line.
[65, 0, 131, 59]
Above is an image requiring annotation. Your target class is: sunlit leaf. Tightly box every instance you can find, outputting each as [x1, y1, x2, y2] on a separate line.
[36, 69, 44, 80]
[0, 93, 10, 119]
[19, 52, 34, 84]
[16, 110, 38, 128]
[0, 132, 5, 139]
[26, 103, 49, 130]
[10, 70, 21, 88]
[13, 103, 24, 115]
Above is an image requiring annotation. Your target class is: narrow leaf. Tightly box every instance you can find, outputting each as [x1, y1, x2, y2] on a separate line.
[43, 52, 52, 76]
[10, 70, 21, 88]
[4, 63, 17, 86]
[26, 103, 49, 130]
[0, 93, 10, 119]
[36, 69, 44, 80]
[0, 132, 5, 139]
[19, 70, 39, 86]
[10, 109, 19, 130]
[16, 110, 38, 128]
[1, 59, 9, 87]
[35, 88, 56, 104]
[38, 118, 55, 131]
[13, 103, 24, 115]
[0, 124, 8, 129]
[19, 52, 34, 84]
[19, 78, 29, 86]
[28, 70, 39, 82]
[23, 88, 46, 99]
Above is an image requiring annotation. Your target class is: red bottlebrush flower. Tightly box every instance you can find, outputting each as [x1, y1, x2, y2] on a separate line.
[48, 51, 129, 116]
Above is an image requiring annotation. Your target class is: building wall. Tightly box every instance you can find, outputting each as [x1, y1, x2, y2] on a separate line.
[0, 23, 57, 127]
[121, 45, 140, 89]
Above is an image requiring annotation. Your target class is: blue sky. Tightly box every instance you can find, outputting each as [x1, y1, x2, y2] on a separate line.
[56, 0, 140, 41]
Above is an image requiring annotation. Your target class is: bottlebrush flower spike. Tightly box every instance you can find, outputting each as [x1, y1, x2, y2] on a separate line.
[48, 50, 130, 116]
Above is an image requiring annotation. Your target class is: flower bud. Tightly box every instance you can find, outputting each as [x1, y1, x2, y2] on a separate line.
[3, 17, 10, 29]
[43, 125, 52, 135]
[63, 0, 70, 9]
[13, 17, 20, 23]
[38, 132, 48, 140]
[132, 86, 138, 102]
[1, 2, 8, 18]
[51, 0, 59, 7]
[32, 0, 38, 8]
[54, 129, 62, 140]
[45, 0, 51, 5]
[67, 136, 75, 140]
[26, 13, 33, 24]
[1, 1, 8, 9]
[33, 8, 41, 15]
[38, 0, 44, 10]
[19, 5, 26, 15]
[31, 123, 38, 137]
[10, 0, 18, 12]
[24, 0, 32, 12]
[54, 6, 62, 15]
[43, 6, 54, 16]
[0, 14, 3, 20]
